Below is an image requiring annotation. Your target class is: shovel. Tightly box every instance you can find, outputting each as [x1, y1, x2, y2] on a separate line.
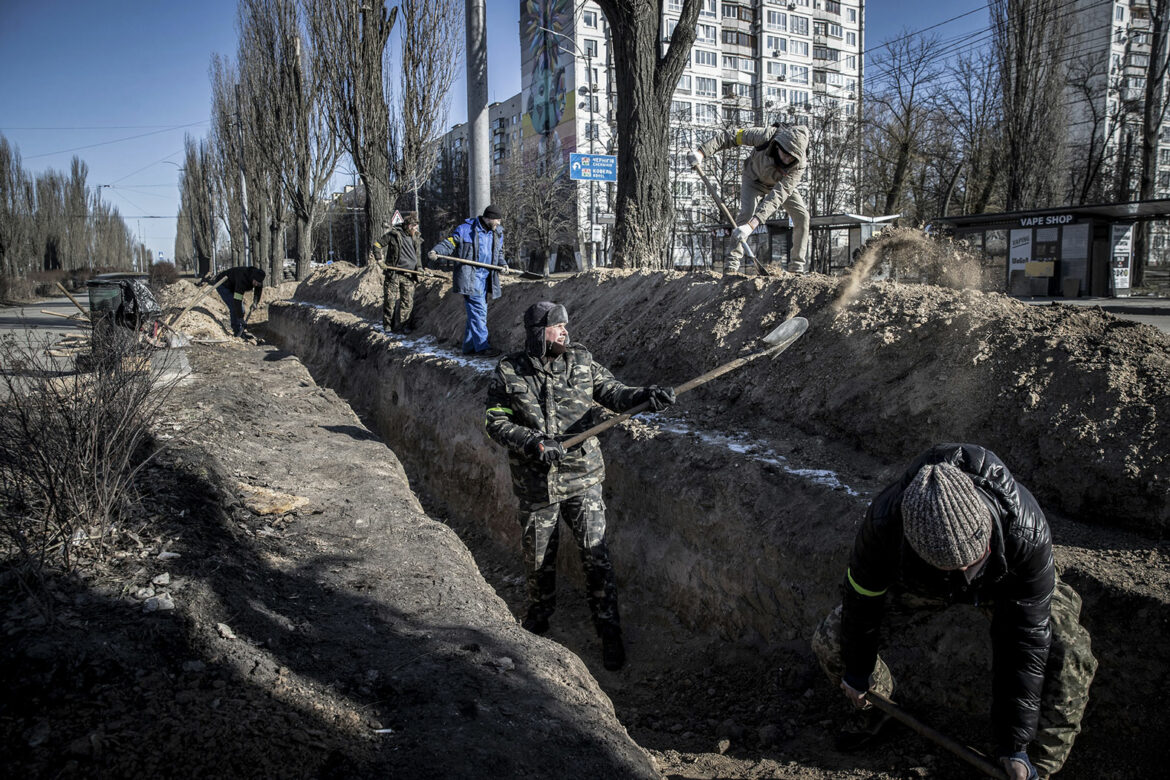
[863, 690, 1010, 779]
[560, 316, 807, 449]
[692, 165, 771, 277]
[433, 253, 546, 281]
[383, 266, 450, 280]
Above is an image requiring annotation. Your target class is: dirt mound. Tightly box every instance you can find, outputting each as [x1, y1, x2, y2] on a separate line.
[156, 278, 299, 340]
[301, 262, 1162, 534]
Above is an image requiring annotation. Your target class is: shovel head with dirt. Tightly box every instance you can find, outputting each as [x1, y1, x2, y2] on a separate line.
[560, 316, 808, 449]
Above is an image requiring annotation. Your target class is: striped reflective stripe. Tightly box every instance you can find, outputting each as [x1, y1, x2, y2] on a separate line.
[735, 129, 745, 145]
[847, 568, 887, 597]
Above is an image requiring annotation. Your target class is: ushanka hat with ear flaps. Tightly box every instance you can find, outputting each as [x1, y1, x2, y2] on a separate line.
[523, 301, 569, 357]
[901, 462, 993, 570]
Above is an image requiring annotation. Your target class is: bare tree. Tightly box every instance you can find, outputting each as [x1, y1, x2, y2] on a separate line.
[179, 135, 218, 276]
[493, 146, 576, 274]
[395, 0, 460, 215]
[306, 0, 399, 253]
[1063, 54, 1122, 205]
[0, 137, 36, 277]
[591, 0, 700, 268]
[992, 0, 1068, 210]
[1133, 0, 1170, 286]
[210, 55, 249, 270]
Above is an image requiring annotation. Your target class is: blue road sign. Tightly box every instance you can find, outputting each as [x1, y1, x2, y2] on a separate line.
[569, 153, 617, 182]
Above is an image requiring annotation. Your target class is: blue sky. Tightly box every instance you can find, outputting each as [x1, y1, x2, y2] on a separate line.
[0, 1, 987, 261]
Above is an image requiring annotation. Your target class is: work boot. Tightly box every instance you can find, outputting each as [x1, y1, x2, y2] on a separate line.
[600, 625, 625, 671]
[835, 707, 895, 752]
[521, 609, 549, 635]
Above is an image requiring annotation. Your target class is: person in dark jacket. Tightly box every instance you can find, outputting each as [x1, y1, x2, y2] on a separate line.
[484, 301, 676, 671]
[206, 266, 265, 338]
[373, 212, 423, 333]
[427, 204, 508, 357]
[811, 443, 1096, 779]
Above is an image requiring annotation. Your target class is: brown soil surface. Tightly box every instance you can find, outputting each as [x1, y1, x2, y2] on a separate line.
[4, 254, 1168, 779]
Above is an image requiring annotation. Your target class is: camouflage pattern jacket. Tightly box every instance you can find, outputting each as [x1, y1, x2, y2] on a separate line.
[485, 343, 646, 508]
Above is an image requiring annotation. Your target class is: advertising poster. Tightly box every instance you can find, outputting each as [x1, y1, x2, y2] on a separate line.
[1111, 224, 1133, 296]
[1009, 229, 1032, 271]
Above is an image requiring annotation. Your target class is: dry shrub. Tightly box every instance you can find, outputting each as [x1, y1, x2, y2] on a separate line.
[149, 261, 180, 288]
[0, 275, 38, 302]
[0, 328, 180, 607]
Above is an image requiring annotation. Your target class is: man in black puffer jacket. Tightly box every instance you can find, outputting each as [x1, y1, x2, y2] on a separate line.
[812, 443, 1096, 779]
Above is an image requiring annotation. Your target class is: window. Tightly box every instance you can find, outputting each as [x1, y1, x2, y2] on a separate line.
[1116, 5, 1125, 22]
[583, 9, 597, 28]
[585, 39, 598, 57]
[722, 54, 739, 70]
[700, 0, 717, 18]
[766, 10, 787, 31]
[790, 89, 810, 106]
[846, 55, 856, 69]
[739, 57, 756, 73]
[668, 0, 682, 11]
[846, 31, 856, 46]
[813, 69, 827, 84]
[695, 103, 719, 123]
[767, 61, 787, 78]
[677, 74, 692, 93]
[726, 82, 752, 98]
[664, 18, 677, 38]
[766, 35, 787, 53]
[791, 16, 809, 35]
[698, 23, 718, 45]
[723, 30, 755, 47]
[1159, 171, 1170, 189]
[765, 86, 786, 102]
[695, 48, 718, 67]
[825, 0, 841, 13]
[1160, 148, 1170, 165]
[695, 76, 718, 97]
[827, 71, 843, 85]
[828, 23, 843, 37]
[789, 65, 809, 83]
[848, 8, 856, 22]
[671, 100, 693, 122]
[814, 46, 839, 61]
[814, 20, 827, 36]
[790, 39, 809, 56]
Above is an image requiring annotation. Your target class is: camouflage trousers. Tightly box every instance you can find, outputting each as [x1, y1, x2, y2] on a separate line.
[811, 577, 1096, 777]
[382, 271, 416, 331]
[518, 483, 620, 632]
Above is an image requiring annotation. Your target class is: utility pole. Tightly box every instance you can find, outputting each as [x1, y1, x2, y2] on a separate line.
[465, 0, 490, 215]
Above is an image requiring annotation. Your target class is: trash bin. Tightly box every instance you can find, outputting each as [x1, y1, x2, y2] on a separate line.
[86, 280, 124, 322]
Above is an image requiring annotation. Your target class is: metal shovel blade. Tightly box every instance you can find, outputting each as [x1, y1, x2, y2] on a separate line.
[761, 316, 808, 358]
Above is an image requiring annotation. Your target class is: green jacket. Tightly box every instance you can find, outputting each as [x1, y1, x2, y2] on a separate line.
[485, 343, 646, 508]
[372, 227, 421, 272]
[698, 124, 808, 224]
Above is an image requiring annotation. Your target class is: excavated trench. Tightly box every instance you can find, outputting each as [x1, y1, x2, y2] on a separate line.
[266, 265, 1170, 776]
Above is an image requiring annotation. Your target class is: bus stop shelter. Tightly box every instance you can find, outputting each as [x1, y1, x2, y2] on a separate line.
[931, 199, 1170, 297]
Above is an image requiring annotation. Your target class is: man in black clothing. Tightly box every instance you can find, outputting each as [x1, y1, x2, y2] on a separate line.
[206, 266, 265, 338]
[812, 443, 1096, 779]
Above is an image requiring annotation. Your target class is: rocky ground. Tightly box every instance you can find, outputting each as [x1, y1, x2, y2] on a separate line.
[3, 246, 1168, 778]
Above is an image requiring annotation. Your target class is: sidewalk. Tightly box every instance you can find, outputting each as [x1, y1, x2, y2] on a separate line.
[1018, 295, 1170, 332]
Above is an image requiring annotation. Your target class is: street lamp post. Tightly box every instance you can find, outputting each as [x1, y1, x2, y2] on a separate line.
[539, 25, 596, 270]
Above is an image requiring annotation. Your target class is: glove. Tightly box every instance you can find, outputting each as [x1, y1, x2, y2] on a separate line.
[839, 676, 871, 710]
[999, 752, 1038, 780]
[525, 438, 564, 465]
[687, 148, 704, 167]
[641, 385, 676, 412]
[427, 250, 438, 261]
[732, 223, 753, 244]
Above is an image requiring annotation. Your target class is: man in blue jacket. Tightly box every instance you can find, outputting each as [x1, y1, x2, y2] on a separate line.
[428, 204, 508, 357]
[812, 443, 1096, 779]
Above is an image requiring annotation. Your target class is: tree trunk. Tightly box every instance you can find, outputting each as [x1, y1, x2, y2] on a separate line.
[594, 0, 699, 268]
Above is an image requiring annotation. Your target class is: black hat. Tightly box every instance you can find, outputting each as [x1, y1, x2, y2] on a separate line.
[482, 204, 504, 220]
[523, 301, 569, 357]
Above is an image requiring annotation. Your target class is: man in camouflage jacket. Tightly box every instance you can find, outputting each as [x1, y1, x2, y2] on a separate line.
[689, 123, 810, 274]
[372, 213, 424, 333]
[484, 301, 676, 670]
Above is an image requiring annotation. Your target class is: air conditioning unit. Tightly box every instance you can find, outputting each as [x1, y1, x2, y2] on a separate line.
[788, 2, 797, 9]
[775, 75, 786, 81]
[773, 50, 783, 57]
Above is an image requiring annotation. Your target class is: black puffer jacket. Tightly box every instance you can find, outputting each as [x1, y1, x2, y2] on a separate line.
[840, 443, 1054, 755]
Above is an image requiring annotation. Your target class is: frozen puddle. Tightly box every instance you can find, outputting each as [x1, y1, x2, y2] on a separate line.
[290, 301, 859, 495]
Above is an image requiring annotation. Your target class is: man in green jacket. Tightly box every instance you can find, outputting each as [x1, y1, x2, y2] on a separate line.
[689, 123, 809, 275]
[484, 301, 675, 670]
[372, 213, 424, 333]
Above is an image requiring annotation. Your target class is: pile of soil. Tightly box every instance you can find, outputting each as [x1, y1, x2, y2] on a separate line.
[156, 278, 298, 340]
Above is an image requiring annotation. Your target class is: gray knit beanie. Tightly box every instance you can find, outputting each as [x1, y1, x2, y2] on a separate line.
[902, 462, 992, 570]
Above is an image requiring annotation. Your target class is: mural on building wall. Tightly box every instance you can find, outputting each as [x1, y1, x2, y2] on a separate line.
[520, 0, 578, 161]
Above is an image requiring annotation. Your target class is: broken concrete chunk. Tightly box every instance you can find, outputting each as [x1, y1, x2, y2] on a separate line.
[216, 622, 237, 640]
[234, 481, 309, 516]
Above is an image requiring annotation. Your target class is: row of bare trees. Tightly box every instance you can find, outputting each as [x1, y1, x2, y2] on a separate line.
[177, 0, 459, 284]
[0, 136, 145, 279]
